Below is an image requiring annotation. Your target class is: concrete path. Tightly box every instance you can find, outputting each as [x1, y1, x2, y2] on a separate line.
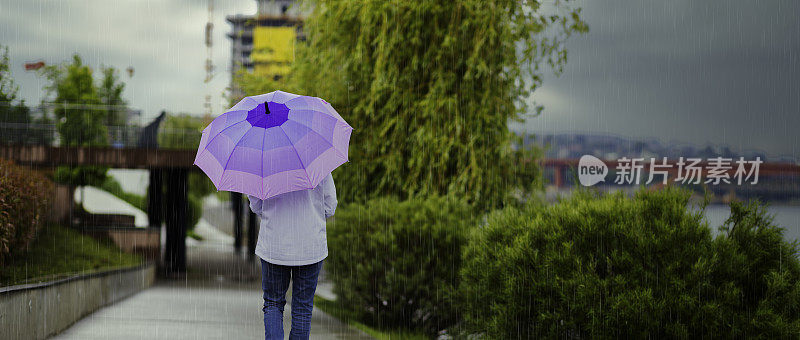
[52, 201, 372, 339]
[201, 195, 235, 237]
[52, 278, 369, 339]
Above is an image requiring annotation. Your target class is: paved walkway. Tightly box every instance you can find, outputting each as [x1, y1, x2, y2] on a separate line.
[52, 200, 372, 339]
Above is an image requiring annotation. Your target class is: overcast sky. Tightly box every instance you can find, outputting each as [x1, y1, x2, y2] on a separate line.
[0, 0, 255, 121]
[515, 0, 799, 159]
[1, 0, 798, 159]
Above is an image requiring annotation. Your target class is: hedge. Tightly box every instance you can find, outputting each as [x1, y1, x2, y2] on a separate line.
[326, 195, 476, 335]
[0, 158, 54, 265]
[460, 187, 800, 338]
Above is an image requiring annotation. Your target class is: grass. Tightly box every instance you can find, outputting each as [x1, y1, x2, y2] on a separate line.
[0, 224, 143, 286]
[99, 177, 147, 212]
[187, 229, 204, 241]
[313, 295, 430, 340]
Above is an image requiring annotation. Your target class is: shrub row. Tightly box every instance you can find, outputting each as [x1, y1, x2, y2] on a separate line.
[0, 158, 54, 265]
[328, 188, 800, 338]
[462, 187, 800, 338]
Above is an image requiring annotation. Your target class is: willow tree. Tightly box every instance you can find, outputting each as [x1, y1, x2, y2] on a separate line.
[240, 0, 587, 209]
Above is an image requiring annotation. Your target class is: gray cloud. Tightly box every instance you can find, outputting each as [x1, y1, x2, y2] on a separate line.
[1, 0, 256, 122]
[517, 0, 800, 159]
[2, 0, 798, 159]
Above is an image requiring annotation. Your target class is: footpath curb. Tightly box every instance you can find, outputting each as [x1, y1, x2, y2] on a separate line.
[0, 263, 156, 340]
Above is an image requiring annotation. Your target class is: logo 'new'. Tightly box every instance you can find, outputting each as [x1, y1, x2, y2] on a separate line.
[578, 155, 608, 186]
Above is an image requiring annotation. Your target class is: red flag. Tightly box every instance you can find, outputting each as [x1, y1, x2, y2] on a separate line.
[24, 61, 45, 71]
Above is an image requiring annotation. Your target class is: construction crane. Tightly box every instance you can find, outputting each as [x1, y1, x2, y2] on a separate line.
[204, 0, 216, 116]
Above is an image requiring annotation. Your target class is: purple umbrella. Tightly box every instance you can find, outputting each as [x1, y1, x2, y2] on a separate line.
[194, 90, 352, 200]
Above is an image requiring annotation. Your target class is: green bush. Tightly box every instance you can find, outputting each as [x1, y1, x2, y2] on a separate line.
[53, 165, 108, 188]
[0, 158, 54, 265]
[327, 195, 476, 335]
[460, 187, 800, 338]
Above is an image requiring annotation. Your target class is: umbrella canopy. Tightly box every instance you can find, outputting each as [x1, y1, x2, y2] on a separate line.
[194, 90, 352, 200]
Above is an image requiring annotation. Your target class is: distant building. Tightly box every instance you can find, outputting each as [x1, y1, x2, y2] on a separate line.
[227, 0, 306, 101]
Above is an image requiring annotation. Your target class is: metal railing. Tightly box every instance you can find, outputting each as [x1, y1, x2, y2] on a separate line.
[0, 122, 200, 149]
[0, 122, 59, 146]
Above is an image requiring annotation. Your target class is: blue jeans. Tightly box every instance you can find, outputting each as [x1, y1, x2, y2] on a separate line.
[261, 259, 323, 340]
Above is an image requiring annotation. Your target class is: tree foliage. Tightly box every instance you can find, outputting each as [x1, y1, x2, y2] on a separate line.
[0, 45, 38, 145]
[98, 66, 128, 126]
[0, 45, 27, 120]
[42, 54, 107, 147]
[41, 54, 111, 187]
[0, 46, 16, 102]
[239, 0, 586, 209]
[52, 166, 108, 190]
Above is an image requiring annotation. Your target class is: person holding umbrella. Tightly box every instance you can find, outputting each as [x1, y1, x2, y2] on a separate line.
[194, 90, 352, 339]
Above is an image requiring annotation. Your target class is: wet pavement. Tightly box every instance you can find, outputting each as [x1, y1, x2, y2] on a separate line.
[202, 204, 235, 237]
[51, 199, 371, 339]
